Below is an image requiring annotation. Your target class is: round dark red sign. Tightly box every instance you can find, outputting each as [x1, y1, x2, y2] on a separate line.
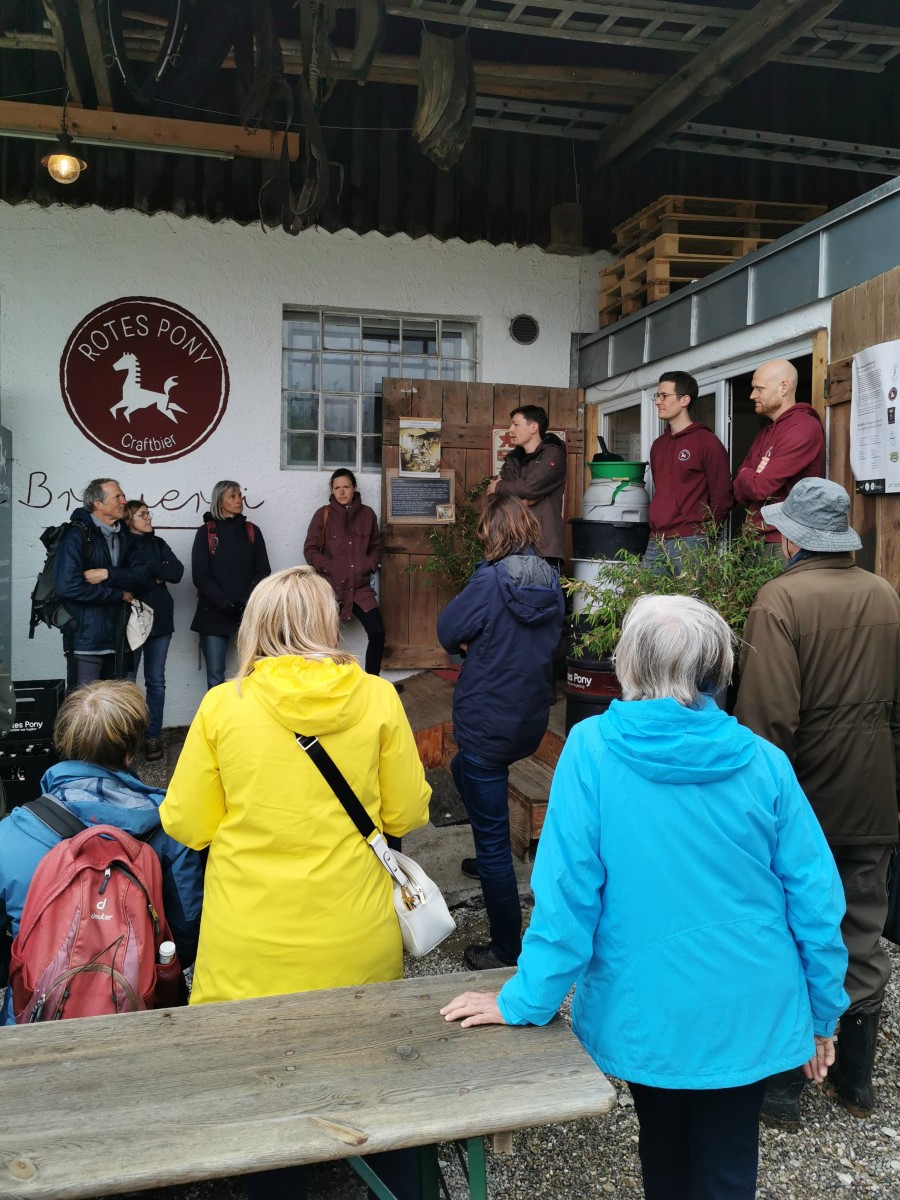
[60, 296, 229, 463]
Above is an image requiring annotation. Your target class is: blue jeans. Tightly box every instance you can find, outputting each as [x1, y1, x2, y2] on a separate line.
[642, 534, 708, 577]
[129, 634, 172, 739]
[199, 634, 229, 689]
[450, 749, 521, 963]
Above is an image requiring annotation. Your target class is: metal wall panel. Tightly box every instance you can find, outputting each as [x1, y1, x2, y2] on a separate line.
[609, 321, 647, 376]
[578, 336, 610, 386]
[823, 202, 900, 297]
[694, 273, 748, 345]
[750, 237, 821, 323]
[646, 299, 693, 366]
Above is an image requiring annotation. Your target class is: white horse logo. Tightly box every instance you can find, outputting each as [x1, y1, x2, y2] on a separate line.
[110, 352, 186, 423]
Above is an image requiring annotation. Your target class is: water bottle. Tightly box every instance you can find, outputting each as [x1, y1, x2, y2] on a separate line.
[154, 940, 183, 1008]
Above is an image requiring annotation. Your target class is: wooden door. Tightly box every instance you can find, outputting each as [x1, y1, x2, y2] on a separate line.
[380, 380, 583, 668]
[825, 265, 900, 587]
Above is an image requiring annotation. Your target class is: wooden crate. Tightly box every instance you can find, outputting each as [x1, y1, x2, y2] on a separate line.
[508, 756, 555, 862]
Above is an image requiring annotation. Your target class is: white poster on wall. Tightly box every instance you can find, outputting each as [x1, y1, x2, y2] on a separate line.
[851, 338, 900, 494]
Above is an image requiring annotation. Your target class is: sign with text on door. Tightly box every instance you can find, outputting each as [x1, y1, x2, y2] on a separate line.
[59, 297, 229, 464]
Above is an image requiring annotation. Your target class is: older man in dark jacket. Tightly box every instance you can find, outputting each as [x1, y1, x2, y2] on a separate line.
[54, 479, 153, 693]
[736, 478, 900, 1125]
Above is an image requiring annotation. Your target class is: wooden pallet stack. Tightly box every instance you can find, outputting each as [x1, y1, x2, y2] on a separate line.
[599, 195, 827, 326]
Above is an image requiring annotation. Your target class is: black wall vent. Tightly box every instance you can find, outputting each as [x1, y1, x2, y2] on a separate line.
[510, 314, 539, 345]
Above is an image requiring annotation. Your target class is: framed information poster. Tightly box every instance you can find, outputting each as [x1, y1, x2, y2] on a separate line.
[386, 469, 456, 524]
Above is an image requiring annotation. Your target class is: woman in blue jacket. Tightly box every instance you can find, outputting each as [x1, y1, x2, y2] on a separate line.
[442, 595, 848, 1200]
[437, 495, 564, 972]
[0, 680, 203, 1025]
[124, 500, 185, 761]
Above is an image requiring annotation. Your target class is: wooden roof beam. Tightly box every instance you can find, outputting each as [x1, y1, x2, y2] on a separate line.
[0, 31, 662, 107]
[0, 100, 299, 159]
[594, 0, 843, 168]
[40, 0, 88, 106]
[76, 0, 114, 110]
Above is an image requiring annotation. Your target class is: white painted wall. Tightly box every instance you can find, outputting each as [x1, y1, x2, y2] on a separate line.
[0, 201, 603, 726]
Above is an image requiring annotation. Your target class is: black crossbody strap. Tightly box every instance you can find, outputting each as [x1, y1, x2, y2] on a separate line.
[25, 795, 88, 840]
[295, 734, 378, 841]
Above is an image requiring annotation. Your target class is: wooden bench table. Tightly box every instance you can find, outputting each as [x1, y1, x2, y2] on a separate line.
[0, 968, 617, 1200]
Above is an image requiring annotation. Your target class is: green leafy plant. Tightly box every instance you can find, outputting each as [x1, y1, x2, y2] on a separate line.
[565, 519, 784, 662]
[415, 479, 490, 597]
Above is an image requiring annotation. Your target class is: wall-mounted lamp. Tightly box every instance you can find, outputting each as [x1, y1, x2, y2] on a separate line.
[40, 95, 86, 184]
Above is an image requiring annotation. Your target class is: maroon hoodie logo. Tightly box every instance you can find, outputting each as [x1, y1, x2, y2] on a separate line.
[678, 449, 691, 462]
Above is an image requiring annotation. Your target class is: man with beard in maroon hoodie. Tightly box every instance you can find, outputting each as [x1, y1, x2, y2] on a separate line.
[733, 358, 824, 560]
[644, 371, 733, 574]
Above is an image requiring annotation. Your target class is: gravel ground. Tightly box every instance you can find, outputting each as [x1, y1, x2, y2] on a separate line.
[32, 748, 900, 1199]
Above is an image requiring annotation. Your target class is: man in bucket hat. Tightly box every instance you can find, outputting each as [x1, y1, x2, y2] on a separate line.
[736, 478, 900, 1127]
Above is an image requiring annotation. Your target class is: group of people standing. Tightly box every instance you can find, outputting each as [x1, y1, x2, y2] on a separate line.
[51, 469, 389, 758]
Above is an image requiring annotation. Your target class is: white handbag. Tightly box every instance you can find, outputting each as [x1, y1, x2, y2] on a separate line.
[295, 734, 456, 958]
[126, 599, 154, 651]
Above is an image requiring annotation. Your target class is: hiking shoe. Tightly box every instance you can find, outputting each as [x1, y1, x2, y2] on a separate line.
[463, 944, 516, 971]
[461, 857, 480, 879]
[144, 738, 164, 762]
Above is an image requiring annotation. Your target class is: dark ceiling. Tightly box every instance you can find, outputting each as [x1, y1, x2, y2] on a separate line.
[0, 0, 898, 248]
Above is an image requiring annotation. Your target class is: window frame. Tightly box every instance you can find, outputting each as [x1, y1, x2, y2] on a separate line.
[281, 308, 479, 472]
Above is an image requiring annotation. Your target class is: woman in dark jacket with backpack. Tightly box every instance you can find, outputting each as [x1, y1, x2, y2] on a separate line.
[191, 481, 270, 689]
[304, 469, 384, 675]
[123, 500, 184, 761]
[437, 495, 564, 972]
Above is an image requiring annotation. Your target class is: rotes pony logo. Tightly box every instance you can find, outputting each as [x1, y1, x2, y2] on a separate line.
[60, 297, 229, 463]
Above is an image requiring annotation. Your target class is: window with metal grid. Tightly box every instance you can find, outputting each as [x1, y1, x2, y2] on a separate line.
[281, 311, 477, 471]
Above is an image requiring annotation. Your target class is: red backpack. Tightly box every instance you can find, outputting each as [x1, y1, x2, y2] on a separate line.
[9, 800, 177, 1022]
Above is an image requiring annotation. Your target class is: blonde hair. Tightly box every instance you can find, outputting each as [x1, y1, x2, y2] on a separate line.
[478, 494, 542, 563]
[235, 566, 355, 686]
[53, 680, 148, 769]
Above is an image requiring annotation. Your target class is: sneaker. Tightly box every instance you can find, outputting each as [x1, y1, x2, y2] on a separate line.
[461, 857, 480, 879]
[144, 738, 164, 762]
[463, 944, 517, 971]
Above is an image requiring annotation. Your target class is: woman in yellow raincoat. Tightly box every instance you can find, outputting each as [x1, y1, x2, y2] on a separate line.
[161, 566, 430, 1200]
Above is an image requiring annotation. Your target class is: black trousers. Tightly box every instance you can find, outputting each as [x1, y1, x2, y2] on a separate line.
[628, 1079, 765, 1200]
[353, 603, 385, 676]
[243, 1148, 418, 1200]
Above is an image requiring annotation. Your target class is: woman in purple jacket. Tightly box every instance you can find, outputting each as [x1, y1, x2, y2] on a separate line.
[304, 470, 384, 675]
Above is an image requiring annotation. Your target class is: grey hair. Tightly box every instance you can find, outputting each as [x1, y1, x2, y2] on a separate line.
[614, 595, 734, 708]
[82, 479, 117, 512]
[209, 480, 242, 520]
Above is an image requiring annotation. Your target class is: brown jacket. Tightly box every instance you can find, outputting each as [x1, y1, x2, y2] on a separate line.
[496, 433, 567, 560]
[303, 496, 380, 621]
[736, 554, 900, 846]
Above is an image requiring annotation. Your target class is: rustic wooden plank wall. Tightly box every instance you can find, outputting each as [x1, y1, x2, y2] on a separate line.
[380, 379, 583, 669]
[826, 266, 900, 587]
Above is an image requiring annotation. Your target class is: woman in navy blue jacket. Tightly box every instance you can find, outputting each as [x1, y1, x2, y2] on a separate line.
[124, 500, 185, 761]
[437, 495, 563, 971]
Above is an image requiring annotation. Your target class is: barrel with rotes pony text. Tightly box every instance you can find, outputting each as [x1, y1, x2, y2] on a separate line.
[565, 653, 621, 733]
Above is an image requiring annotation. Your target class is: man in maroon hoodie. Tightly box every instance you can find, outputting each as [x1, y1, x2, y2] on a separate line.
[645, 371, 733, 573]
[733, 358, 824, 558]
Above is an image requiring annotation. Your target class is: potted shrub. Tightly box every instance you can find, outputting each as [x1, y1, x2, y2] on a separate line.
[563, 519, 784, 729]
[415, 479, 488, 599]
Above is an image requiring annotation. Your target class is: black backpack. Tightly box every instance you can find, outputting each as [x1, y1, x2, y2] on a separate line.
[28, 523, 93, 640]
